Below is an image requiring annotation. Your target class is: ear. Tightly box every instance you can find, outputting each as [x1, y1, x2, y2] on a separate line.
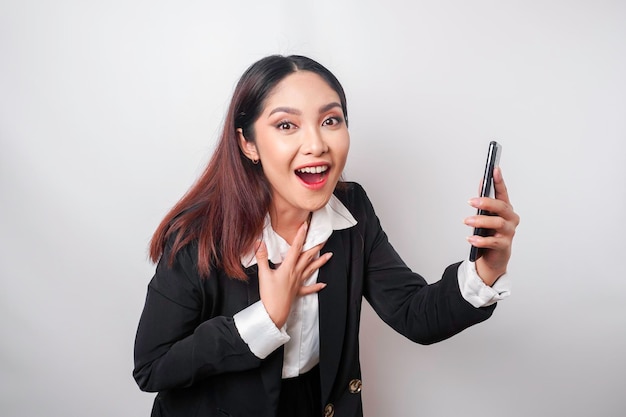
[237, 128, 259, 162]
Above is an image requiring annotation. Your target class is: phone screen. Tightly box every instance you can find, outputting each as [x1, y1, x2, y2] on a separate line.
[469, 141, 502, 262]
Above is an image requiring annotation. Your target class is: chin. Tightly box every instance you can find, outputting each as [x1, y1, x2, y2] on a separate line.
[299, 192, 333, 213]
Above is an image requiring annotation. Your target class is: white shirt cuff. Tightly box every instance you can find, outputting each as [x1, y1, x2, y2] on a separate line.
[233, 300, 290, 359]
[458, 260, 512, 308]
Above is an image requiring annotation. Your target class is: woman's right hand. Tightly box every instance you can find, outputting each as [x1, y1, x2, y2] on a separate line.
[255, 222, 332, 328]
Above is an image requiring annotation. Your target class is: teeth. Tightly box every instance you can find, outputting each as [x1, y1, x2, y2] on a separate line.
[297, 165, 328, 174]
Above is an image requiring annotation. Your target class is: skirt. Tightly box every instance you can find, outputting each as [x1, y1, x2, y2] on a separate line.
[277, 365, 322, 417]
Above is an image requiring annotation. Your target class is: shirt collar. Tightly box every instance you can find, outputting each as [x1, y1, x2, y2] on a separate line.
[241, 194, 357, 268]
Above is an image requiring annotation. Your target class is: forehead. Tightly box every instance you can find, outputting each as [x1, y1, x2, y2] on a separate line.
[262, 71, 340, 111]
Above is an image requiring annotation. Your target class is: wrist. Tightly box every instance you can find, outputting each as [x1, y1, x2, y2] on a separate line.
[264, 303, 288, 328]
[475, 258, 506, 286]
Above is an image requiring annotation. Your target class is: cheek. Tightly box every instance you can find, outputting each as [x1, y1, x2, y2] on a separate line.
[255, 138, 298, 167]
[260, 150, 295, 179]
[335, 135, 350, 163]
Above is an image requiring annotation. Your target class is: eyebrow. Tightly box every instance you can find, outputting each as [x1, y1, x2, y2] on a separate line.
[319, 102, 343, 114]
[267, 102, 343, 117]
[268, 106, 301, 116]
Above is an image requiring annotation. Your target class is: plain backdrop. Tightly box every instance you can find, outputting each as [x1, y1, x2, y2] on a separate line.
[1, 1, 625, 416]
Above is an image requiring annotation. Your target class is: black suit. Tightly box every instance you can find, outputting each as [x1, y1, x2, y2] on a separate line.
[133, 182, 496, 416]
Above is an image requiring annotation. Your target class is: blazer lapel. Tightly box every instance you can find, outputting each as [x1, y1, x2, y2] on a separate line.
[317, 230, 348, 403]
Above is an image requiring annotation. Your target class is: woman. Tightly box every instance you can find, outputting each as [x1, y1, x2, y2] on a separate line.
[133, 55, 520, 417]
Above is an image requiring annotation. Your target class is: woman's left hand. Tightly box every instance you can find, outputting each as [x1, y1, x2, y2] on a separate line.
[464, 167, 520, 286]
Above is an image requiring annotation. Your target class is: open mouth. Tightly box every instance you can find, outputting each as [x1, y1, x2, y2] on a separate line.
[295, 165, 329, 185]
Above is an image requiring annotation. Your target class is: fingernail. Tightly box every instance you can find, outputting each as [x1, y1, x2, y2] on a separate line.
[466, 236, 479, 244]
[468, 198, 480, 207]
[464, 218, 475, 226]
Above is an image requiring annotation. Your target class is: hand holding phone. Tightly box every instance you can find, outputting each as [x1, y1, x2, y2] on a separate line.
[469, 141, 502, 262]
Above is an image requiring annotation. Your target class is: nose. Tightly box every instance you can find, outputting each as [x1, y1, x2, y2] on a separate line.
[301, 126, 328, 156]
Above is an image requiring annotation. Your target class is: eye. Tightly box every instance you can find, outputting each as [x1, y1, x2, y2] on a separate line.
[276, 120, 296, 130]
[322, 116, 343, 127]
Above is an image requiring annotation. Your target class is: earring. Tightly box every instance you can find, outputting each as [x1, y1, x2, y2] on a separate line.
[252, 158, 259, 165]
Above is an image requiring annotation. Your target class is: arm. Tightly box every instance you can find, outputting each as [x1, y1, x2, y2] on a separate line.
[354, 185, 495, 344]
[133, 244, 261, 393]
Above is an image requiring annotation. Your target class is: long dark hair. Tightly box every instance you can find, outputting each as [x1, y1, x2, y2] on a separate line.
[149, 55, 349, 279]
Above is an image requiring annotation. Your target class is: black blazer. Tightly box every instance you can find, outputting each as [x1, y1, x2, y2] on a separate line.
[133, 182, 496, 417]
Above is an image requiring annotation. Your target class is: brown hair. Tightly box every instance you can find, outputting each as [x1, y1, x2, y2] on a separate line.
[149, 55, 349, 279]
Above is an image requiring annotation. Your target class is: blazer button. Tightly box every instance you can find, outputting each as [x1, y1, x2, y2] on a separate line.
[323, 403, 334, 417]
[349, 378, 362, 394]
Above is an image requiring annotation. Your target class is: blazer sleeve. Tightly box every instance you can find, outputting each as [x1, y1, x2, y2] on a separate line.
[352, 183, 496, 344]
[133, 243, 261, 392]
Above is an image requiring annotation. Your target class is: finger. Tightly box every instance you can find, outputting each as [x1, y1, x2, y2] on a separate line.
[298, 282, 327, 297]
[464, 215, 514, 235]
[493, 167, 512, 205]
[304, 240, 326, 254]
[293, 219, 309, 249]
[491, 169, 520, 225]
[255, 241, 272, 275]
[294, 242, 326, 272]
[300, 251, 333, 280]
[468, 196, 518, 223]
[466, 234, 511, 252]
[465, 212, 519, 239]
[282, 221, 309, 268]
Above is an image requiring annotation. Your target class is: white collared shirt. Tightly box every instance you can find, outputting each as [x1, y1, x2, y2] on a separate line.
[234, 195, 510, 378]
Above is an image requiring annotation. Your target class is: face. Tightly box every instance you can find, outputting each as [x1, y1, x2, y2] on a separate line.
[240, 71, 350, 222]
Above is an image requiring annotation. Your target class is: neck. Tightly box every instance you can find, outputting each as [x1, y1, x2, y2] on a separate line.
[269, 206, 311, 245]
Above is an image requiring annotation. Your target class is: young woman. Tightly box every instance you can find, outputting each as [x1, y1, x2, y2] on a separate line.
[133, 55, 520, 417]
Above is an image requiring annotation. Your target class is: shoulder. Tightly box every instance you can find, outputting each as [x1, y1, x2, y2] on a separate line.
[333, 181, 368, 207]
[333, 181, 378, 225]
[151, 238, 203, 295]
[334, 181, 371, 215]
[161, 236, 200, 272]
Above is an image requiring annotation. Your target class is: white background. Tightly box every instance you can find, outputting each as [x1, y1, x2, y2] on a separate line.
[1, 1, 625, 416]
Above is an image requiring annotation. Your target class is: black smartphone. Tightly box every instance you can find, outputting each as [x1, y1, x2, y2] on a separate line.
[469, 141, 502, 262]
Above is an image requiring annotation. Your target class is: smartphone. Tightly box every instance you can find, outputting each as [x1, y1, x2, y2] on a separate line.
[469, 141, 502, 262]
